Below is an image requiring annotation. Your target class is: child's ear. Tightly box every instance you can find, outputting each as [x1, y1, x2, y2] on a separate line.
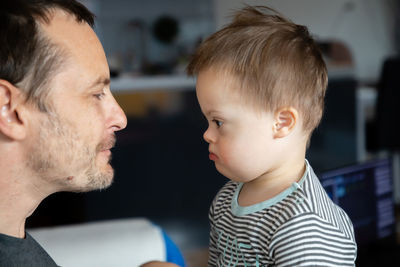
[272, 107, 298, 138]
[0, 80, 27, 140]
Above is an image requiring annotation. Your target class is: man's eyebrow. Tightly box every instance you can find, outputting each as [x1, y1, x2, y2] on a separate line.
[88, 77, 110, 89]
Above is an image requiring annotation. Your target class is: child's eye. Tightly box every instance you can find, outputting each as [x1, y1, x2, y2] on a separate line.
[213, 119, 223, 128]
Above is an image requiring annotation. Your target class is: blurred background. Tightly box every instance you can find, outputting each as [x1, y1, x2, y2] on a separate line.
[26, 0, 400, 266]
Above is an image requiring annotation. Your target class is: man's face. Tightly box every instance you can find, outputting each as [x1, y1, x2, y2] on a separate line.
[26, 10, 127, 193]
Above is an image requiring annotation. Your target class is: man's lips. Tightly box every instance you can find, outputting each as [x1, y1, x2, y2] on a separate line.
[97, 135, 116, 153]
[100, 149, 111, 156]
[99, 145, 114, 155]
[209, 152, 218, 161]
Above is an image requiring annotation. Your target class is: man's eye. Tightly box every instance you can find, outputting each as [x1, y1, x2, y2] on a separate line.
[93, 92, 105, 100]
[213, 119, 223, 128]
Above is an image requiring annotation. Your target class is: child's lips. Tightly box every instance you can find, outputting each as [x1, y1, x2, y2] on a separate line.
[209, 152, 219, 161]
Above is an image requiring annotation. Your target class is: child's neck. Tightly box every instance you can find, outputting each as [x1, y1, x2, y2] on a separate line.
[237, 158, 306, 207]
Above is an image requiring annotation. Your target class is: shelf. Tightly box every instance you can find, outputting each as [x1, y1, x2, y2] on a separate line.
[110, 74, 196, 93]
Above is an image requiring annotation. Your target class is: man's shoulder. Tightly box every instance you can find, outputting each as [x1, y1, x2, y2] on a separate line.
[0, 232, 58, 266]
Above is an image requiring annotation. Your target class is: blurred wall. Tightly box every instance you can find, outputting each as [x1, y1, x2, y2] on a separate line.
[214, 0, 397, 84]
[82, 0, 214, 73]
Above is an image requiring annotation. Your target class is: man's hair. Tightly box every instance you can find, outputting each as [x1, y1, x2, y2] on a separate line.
[0, 0, 95, 112]
[187, 6, 328, 134]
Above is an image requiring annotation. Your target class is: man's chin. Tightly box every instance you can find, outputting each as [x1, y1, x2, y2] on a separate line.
[89, 169, 114, 191]
[66, 167, 114, 193]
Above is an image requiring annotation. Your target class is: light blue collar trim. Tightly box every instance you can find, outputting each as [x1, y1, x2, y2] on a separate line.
[231, 160, 310, 216]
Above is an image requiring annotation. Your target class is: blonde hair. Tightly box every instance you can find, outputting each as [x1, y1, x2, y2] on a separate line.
[187, 5, 328, 134]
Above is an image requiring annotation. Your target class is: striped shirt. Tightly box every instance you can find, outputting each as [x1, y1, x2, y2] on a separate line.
[208, 161, 357, 266]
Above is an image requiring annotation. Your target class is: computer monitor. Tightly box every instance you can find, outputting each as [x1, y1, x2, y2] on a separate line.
[320, 157, 396, 247]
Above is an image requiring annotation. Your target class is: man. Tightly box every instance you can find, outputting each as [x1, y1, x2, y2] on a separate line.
[0, 0, 127, 265]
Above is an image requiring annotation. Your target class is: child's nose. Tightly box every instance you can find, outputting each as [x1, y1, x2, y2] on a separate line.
[203, 127, 215, 143]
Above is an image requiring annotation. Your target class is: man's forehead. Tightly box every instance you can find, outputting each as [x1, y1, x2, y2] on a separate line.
[38, 9, 109, 89]
[39, 10, 97, 55]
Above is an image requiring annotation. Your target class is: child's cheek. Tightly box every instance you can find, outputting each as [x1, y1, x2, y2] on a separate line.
[218, 145, 235, 167]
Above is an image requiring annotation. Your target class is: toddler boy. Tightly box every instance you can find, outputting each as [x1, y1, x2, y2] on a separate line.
[187, 6, 357, 266]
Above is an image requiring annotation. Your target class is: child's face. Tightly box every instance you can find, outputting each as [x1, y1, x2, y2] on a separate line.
[196, 68, 279, 183]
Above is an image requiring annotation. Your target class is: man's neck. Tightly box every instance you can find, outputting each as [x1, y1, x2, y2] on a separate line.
[0, 160, 47, 238]
[0, 184, 43, 238]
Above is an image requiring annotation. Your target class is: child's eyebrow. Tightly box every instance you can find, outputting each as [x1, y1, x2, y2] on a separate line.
[205, 109, 221, 116]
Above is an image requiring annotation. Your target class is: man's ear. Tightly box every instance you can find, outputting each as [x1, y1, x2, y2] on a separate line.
[0, 79, 27, 140]
[272, 107, 298, 139]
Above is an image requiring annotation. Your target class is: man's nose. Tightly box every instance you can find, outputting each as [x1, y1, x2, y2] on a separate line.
[108, 96, 127, 132]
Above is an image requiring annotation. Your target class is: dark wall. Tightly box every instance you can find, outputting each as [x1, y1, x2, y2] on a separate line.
[308, 77, 358, 170]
